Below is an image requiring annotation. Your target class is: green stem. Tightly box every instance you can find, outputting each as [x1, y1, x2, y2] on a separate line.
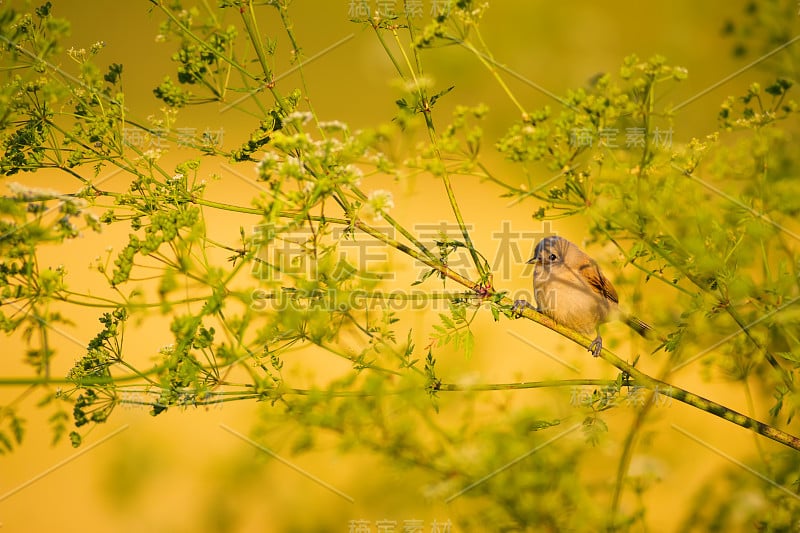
[240, 1, 272, 82]
[153, 0, 254, 79]
[101, 190, 800, 452]
[342, 184, 437, 261]
[371, 23, 406, 78]
[457, 36, 527, 117]
[439, 379, 615, 392]
[511, 302, 800, 452]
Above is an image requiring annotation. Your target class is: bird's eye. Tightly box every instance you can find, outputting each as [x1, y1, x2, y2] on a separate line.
[549, 253, 557, 261]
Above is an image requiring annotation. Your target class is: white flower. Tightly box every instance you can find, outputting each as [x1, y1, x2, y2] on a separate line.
[280, 155, 305, 178]
[285, 111, 313, 126]
[343, 164, 363, 187]
[67, 47, 87, 62]
[364, 189, 394, 220]
[90, 41, 105, 55]
[628, 455, 666, 480]
[314, 137, 345, 161]
[368, 190, 394, 208]
[318, 120, 348, 132]
[255, 152, 280, 177]
[7, 182, 87, 208]
[8, 182, 63, 200]
[142, 148, 162, 162]
[69, 197, 88, 209]
[159, 343, 176, 355]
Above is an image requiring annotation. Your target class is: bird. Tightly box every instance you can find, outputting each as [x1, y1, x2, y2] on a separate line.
[515, 236, 652, 357]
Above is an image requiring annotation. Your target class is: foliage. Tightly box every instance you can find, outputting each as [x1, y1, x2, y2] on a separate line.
[1, 0, 799, 530]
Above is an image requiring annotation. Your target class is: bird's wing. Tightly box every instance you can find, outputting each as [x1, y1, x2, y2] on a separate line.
[579, 259, 619, 304]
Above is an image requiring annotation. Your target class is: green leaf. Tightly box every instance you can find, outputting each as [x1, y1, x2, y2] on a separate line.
[10, 415, 24, 445]
[528, 419, 561, 432]
[463, 329, 475, 359]
[582, 416, 608, 447]
[36, 2, 53, 17]
[765, 78, 792, 96]
[411, 268, 436, 286]
[0, 432, 12, 454]
[292, 431, 314, 454]
[450, 302, 466, 323]
[439, 313, 455, 329]
[429, 85, 455, 107]
[104, 63, 123, 84]
[776, 351, 800, 363]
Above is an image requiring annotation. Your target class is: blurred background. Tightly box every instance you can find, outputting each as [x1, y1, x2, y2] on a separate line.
[1, 0, 796, 531]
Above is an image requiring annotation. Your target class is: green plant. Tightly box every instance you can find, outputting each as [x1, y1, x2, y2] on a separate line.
[1, 1, 799, 530]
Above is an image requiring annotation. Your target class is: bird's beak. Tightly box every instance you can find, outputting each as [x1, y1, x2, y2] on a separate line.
[526, 256, 539, 265]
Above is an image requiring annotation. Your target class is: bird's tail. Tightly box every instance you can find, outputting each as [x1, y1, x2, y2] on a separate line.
[624, 314, 653, 339]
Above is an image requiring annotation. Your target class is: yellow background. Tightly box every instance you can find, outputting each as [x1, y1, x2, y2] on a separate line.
[1, 1, 786, 531]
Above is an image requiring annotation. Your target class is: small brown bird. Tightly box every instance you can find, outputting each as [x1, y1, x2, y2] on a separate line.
[518, 236, 651, 356]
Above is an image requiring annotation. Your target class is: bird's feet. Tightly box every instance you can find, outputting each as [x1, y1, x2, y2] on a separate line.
[588, 335, 603, 357]
[512, 299, 534, 317]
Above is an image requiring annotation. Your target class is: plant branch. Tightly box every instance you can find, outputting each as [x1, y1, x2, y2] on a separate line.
[511, 304, 800, 452]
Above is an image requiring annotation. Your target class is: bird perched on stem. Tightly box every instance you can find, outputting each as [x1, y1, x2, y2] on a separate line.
[516, 236, 652, 356]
